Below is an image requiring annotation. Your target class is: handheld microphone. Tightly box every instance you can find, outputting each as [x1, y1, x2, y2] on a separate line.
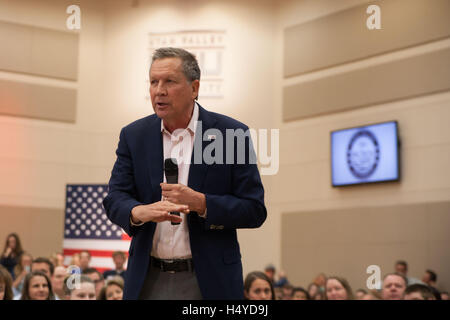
[164, 158, 180, 225]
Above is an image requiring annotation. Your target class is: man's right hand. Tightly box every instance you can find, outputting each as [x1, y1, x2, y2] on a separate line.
[131, 201, 189, 224]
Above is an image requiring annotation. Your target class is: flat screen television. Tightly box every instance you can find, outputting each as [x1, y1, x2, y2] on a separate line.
[331, 121, 400, 187]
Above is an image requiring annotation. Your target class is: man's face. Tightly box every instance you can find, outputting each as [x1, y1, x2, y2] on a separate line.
[113, 255, 125, 270]
[86, 272, 103, 296]
[31, 262, 51, 278]
[149, 57, 199, 126]
[382, 275, 406, 300]
[79, 252, 90, 269]
[395, 264, 407, 275]
[52, 266, 67, 292]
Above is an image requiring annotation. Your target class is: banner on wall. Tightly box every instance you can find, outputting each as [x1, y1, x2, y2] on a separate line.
[147, 30, 226, 99]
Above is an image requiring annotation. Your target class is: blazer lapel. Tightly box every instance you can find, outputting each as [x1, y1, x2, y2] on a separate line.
[145, 116, 164, 202]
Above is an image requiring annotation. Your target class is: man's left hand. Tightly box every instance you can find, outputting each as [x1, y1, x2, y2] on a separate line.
[160, 183, 206, 215]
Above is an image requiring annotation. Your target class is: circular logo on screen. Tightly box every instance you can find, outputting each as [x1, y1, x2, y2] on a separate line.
[347, 130, 380, 179]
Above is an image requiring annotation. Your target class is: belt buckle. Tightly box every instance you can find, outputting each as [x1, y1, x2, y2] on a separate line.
[162, 259, 176, 273]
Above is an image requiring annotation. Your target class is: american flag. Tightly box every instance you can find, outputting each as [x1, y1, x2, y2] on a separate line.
[63, 184, 131, 273]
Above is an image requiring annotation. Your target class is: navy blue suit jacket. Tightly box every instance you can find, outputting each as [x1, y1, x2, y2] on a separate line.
[103, 105, 267, 300]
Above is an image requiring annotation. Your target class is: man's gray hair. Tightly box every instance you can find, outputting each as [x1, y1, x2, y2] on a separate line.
[151, 47, 201, 82]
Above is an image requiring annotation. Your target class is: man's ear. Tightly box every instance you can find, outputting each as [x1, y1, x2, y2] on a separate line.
[191, 79, 200, 100]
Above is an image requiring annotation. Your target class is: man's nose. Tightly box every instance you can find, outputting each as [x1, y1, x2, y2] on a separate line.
[156, 82, 167, 95]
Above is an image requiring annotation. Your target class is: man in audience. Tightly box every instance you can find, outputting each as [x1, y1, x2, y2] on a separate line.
[82, 267, 104, 298]
[103, 251, 126, 281]
[79, 251, 92, 272]
[440, 291, 449, 300]
[382, 273, 407, 300]
[394, 260, 422, 285]
[31, 257, 54, 279]
[52, 265, 67, 300]
[291, 287, 310, 300]
[404, 283, 436, 300]
[264, 264, 288, 288]
[421, 269, 441, 300]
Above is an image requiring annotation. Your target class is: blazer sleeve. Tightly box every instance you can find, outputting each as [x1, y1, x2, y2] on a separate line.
[202, 130, 267, 230]
[103, 128, 143, 237]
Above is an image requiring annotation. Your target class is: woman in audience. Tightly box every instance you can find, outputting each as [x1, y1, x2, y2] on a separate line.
[325, 276, 354, 300]
[308, 283, 320, 299]
[98, 276, 124, 300]
[12, 252, 33, 296]
[0, 233, 24, 279]
[64, 274, 96, 300]
[244, 271, 276, 300]
[0, 265, 14, 300]
[21, 271, 55, 300]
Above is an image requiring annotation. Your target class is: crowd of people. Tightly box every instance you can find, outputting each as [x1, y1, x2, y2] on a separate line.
[0, 233, 124, 300]
[1, 232, 448, 301]
[243, 262, 448, 300]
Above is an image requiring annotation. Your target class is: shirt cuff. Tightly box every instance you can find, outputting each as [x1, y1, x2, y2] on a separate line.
[130, 214, 144, 227]
[198, 208, 207, 219]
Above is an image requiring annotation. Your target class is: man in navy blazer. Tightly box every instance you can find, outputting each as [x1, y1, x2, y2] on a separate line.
[103, 47, 266, 300]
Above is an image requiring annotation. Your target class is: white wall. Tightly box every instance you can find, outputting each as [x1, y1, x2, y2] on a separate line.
[273, 0, 450, 290]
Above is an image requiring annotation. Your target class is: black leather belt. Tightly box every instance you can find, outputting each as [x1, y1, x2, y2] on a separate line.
[150, 256, 194, 273]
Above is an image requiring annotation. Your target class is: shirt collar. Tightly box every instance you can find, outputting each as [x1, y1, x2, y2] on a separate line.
[161, 102, 199, 135]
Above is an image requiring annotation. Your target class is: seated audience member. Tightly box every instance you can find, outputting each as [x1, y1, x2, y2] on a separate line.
[31, 257, 54, 279]
[70, 253, 81, 268]
[281, 283, 294, 300]
[103, 251, 126, 281]
[244, 271, 275, 300]
[0, 233, 24, 279]
[440, 291, 449, 300]
[15, 256, 55, 300]
[64, 274, 96, 300]
[381, 273, 407, 300]
[52, 266, 67, 300]
[362, 289, 383, 300]
[325, 276, 354, 300]
[421, 269, 441, 300]
[274, 287, 284, 300]
[404, 284, 436, 300]
[79, 250, 93, 272]
[83, 267, 104, 298]
[12, 252, 33, 297]
[0, 265, 14, 300]
[394, 260, 422, 285]
[355, 289, 367, 300]
[308, 283, 319, 298]
[21, 271, 54, 300]
[98, 276, 124, 300]
[291, 287, 310, 300]
[263, 264, 288, 288]
[50, 252, 65, 268]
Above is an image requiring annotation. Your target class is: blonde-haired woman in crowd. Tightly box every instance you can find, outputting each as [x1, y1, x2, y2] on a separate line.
[98, 276, 124, 300]
[325, 276, 354, 300]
